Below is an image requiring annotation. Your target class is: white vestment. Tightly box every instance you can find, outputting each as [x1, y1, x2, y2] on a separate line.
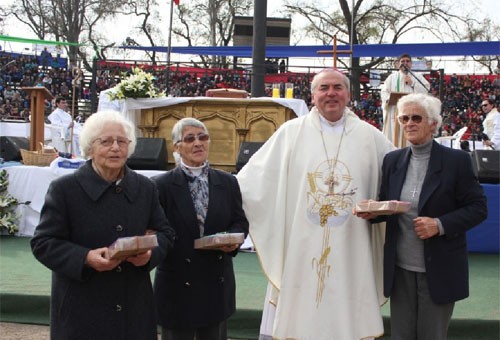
[47, 107, 82, 157]
[237, 108, 395, 340]
[381, 70, 429, 148]
[482, 108, 499, 140]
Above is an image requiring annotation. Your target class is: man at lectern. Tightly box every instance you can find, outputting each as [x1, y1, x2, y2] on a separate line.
[381, 53, 430, 148]
[47, 96, 82, 157]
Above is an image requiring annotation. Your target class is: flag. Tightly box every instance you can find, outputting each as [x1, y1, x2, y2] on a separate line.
[173, 0, 179, 4]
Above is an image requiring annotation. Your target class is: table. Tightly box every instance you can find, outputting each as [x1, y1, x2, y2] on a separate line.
[0, 121, 51, 139]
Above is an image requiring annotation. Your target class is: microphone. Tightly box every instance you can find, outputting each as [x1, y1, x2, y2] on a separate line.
[480, 132, 495, 150]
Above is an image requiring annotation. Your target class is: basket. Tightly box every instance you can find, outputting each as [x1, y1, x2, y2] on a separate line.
[20, 143, 58, 166]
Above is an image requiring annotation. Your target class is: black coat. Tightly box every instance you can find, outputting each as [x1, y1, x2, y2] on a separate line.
[153, 167, 249, 329]
[31, 161, 175, 340]
[379, 141, 487, 304]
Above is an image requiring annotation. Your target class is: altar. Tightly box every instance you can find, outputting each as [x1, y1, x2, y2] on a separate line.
[98, 95, 309, 172]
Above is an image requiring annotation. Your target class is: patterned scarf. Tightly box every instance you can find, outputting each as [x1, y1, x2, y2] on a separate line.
[181, 162, 210, 237]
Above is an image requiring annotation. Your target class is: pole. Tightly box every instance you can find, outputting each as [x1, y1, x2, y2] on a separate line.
[251, 0, 267, 97]
[166, 0, 175, 86]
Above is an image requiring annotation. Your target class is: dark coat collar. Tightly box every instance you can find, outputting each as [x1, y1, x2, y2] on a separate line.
[74, 160, 141, 202]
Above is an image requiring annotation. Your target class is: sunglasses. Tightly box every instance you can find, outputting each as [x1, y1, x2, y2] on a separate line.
[481, 104, 489, 107]
[180, 133, 210, 144]
[398, 114, 424, 124]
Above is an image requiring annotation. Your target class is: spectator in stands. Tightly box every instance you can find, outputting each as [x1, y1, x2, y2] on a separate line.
[481, 99, 499, 149]
[40, 47, 52, 69]
[381, 53, 430, 148]
[153, 117, 249, 340]
[354, 93, 487, 340]
[31, 110, 175, 340]
[47, 96, 83, 157]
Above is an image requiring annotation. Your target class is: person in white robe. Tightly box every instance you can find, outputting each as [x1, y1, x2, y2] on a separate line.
[47, 96, 82, 157]
[381, 54, 430, 148]
[237, 69, 395, 340]
[481, 99, 499, 149]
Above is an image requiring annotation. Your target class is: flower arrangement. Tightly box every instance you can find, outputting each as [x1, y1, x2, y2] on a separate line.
[0, 170, 30, 235]
[107, 67, 165, 100]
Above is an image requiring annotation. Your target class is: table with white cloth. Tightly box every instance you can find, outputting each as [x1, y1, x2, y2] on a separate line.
[4, 165, 165, 236]
[98, 94, 310, 172]
[0, 121, 51, 140]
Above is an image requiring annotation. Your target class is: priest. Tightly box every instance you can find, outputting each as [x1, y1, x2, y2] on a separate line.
[237, 68, 394, 340]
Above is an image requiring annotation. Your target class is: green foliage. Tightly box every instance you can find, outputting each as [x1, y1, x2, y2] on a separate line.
[0, 170, 29, 235]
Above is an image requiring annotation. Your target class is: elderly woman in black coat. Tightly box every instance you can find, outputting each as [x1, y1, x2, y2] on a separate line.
[153, 117, 249, 340]
[31, 110, 175, 340]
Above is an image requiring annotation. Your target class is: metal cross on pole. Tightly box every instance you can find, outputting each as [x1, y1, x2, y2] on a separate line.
[317, 35, 352, 68]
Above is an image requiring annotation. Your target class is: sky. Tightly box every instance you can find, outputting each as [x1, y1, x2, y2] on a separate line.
[1, 0, 499, 74]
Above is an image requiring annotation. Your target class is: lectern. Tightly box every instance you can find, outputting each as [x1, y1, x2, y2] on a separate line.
[22, 87, 53, 151]
[388, 92, 408, 105]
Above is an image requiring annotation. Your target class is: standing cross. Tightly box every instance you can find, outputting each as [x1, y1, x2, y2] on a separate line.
[317, 35, 352, 68]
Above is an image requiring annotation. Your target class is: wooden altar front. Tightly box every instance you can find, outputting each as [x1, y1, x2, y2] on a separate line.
[137, 98, 296, 172]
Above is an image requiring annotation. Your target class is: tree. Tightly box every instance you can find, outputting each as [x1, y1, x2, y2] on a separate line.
[459, 18, 500, 74]
[281, 0, 480, 100]
[172, 0, 252, 68]
[0, 0, 128, 70]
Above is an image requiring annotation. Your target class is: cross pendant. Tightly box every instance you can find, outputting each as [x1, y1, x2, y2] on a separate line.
[411, 186, 418, 198]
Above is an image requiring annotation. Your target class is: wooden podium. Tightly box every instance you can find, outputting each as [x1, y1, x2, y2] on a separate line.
[388, 92, 408, 105]
[22, 87, 53, 151]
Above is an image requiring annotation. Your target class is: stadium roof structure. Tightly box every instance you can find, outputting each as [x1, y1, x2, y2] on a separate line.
[121, 41, 499, 58]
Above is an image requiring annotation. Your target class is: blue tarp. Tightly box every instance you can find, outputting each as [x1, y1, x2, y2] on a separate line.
[121, 41, 500, 58]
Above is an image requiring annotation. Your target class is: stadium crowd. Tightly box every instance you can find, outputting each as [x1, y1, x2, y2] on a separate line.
[1, 51, 498, 141]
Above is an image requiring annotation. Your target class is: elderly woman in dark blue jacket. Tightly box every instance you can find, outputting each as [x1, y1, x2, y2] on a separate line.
[355, 93, 487, 340]
[153, 117, 249, 340]
[31, 110, 175, 340]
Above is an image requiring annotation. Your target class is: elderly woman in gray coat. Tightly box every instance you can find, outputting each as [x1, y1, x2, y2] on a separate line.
[31, 110, 175, 340]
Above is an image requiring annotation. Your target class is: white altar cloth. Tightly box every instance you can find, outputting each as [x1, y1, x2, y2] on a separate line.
[5, 165, 165, 236]
[97, 93, 310, 136]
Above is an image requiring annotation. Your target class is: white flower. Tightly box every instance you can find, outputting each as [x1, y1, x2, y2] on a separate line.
[107, 67, 165, 100]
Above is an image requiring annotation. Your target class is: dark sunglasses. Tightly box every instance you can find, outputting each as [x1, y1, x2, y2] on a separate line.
[180, 133, 210, 144]
[398, 114, 423, 124]
[481, 104, 489, 107]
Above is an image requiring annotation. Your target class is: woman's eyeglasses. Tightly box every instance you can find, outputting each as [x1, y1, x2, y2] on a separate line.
[180, 133, 210, 144]
[94, 136, 131, 147]
[398, 114, 424, 124]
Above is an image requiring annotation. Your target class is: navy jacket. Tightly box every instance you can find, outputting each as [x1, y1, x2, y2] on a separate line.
[153, 167, 249, 329]
[379, 141, 487, 304]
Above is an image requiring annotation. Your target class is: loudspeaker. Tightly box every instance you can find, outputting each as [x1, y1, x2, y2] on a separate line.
[236, 142, 264, 173]
[0, 136, 30, 161]
[127, 138, 167, 171]
[471, 150, 500, 184]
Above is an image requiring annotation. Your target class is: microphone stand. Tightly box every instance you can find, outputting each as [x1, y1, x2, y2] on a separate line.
[402, 66, 430, 93]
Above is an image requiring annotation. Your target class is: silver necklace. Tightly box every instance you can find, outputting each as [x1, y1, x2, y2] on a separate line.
[319, 116, 346, 195]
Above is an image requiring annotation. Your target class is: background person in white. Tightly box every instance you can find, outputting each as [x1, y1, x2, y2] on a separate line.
[481, 99, 499, 149]
[48, 96, 82, 157]
[381, 53, 430, 148]
[237, 69, 394, 340]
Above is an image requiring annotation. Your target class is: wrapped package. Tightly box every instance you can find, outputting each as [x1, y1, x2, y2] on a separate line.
[355, 200, 411, 215]
[107, 234, 158, 260]
[194, 233, 245, 250]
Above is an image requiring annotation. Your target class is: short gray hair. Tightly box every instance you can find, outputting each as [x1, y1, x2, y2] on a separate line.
[311, 68, 350, 93]
[79, 110, 137, 158]
[397, 93, 443, 135]
[171, 118, 208, 145]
